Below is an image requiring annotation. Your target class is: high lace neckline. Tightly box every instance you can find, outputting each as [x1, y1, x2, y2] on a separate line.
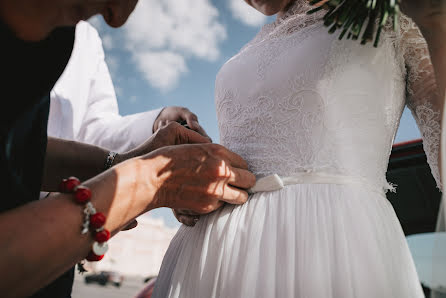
[274, 0, 314, 26]
[244, 0, 324, 50]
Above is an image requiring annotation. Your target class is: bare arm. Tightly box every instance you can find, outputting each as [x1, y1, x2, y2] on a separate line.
[1, 165, 137, 297]
[402, 1, 446, 98]
[423, 29, 446, 101]
[43, 111, 211, 192]
[401, 0, 446, 186]
[0, 123, 256, 297]
[42, 137, 109, 191]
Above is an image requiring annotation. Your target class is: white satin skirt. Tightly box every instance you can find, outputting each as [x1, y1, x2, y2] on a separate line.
[153, 177, 424, 298]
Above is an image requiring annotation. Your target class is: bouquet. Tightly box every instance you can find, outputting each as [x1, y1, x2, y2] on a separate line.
[308, 0, 402, 47]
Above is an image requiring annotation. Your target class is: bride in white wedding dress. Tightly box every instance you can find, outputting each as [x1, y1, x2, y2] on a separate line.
[153, 1, 442, 297]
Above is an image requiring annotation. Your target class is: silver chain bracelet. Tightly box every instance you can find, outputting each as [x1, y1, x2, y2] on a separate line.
[104, 151, 117, 170]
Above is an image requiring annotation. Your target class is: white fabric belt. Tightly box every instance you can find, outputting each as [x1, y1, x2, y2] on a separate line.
[248, 172, 384, 194]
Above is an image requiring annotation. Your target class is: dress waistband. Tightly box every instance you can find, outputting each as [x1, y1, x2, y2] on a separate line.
[248, 172, 389, 195]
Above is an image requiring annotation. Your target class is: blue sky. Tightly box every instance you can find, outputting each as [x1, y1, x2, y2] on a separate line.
[89, 0, 421, 228]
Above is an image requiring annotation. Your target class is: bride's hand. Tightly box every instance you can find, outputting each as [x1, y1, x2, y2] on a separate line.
[401, 0, 446, 31]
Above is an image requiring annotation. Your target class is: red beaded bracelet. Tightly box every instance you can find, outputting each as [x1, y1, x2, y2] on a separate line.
[59, 177, 110, 264]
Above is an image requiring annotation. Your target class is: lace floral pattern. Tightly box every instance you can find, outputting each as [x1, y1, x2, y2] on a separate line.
[215, 1, 442, 191]
[400, 15, 442, 189]
[409, 102, 442, 188]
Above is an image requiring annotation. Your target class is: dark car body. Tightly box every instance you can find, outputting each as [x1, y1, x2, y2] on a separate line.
[84, 271, 123, 287]
[386, 139, 441, 235]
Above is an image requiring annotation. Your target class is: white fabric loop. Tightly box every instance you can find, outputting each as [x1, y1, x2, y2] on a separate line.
[249, 172, 383, 194]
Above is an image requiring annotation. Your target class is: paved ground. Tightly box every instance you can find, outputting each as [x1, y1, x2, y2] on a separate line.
[72, 273, 147, 298]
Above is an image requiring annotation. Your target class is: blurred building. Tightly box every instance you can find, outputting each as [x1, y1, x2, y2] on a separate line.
[88, 214, 178, 277]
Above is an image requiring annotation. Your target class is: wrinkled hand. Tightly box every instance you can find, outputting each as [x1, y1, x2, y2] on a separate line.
[115, 121, 211, 164]
[153, 106, 210, 141]
[139, 143, 256, 216]
[401, 0, 446, 31]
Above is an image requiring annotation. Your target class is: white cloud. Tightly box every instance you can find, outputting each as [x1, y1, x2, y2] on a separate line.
[133, 51, 187, 92]
[229, 0, 267, 27]
[109, 0, 227, 92]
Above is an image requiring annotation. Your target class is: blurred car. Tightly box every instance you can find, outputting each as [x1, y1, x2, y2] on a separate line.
[143, 276, 157, 283]
[136, 277, 157, 298]
[84, 271, 123, 287]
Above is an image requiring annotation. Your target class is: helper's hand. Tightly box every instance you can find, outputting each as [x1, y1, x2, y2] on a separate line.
[153, 106, 211, 141]
[137, 143, 256, 215]
[115, 122, 211, 163]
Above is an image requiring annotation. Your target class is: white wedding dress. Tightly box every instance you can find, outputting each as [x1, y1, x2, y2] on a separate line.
[153, 2, 442, 297]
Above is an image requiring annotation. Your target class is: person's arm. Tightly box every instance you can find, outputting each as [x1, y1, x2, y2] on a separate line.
[401, 1, 446, 99]
[71, 23, 158, 152]
[42, 137, 109, 191]
[43, 118, 210, 192]
[75, 23, 208, 152]
[400, 1, 446, 189]
[1, 123, 256, 297]
[80, 108, 162, 152]
[75, 51, 164, 152]
[397, 14, 443, 189]
[1, 167, 135, 298]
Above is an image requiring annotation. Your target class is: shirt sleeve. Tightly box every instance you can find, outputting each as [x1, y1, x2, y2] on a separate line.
[76, 25, 163, 153]
[401, 15, 442, 190]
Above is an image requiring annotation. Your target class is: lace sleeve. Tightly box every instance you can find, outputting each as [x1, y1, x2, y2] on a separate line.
[401, 16, 442, 190]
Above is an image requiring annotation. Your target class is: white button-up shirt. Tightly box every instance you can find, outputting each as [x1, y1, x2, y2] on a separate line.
[48, 21, 162, 153]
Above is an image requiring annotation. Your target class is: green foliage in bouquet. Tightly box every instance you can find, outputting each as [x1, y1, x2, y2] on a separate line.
[308, 0, 401, 47]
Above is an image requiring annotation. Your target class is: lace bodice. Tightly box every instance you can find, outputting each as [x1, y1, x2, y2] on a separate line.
[215, 1, 442, 192]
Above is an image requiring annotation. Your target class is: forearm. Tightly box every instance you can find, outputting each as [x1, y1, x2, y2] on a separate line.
[0, 161, 150, 297]
[42, 137, 110, 191]
[420, 27, 446, 181]
[0, 128, 255, 296]
[401, 0, 446, 99]
[421, 28, 446, 100]
[78, 108, 162, 153]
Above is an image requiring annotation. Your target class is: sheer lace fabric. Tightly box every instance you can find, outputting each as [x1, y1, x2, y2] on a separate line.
[154, 2, 440, 297]
[217, 1, 442, 192]
[400, 17, 442, 189]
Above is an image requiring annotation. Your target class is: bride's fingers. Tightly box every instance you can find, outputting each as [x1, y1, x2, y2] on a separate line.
[226, 167, 256, 189]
